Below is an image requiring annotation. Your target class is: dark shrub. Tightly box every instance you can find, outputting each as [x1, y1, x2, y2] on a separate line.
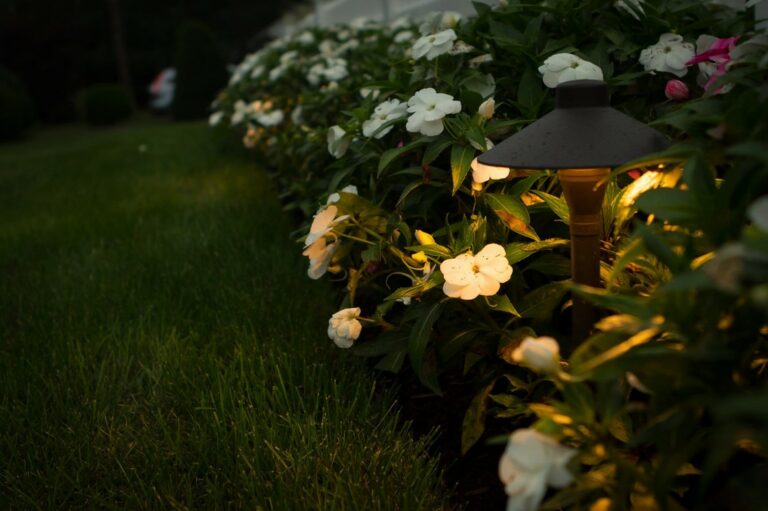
[79, 84, 134, 125]
[172, 20, 228, 120]
[0, 67, 35, 141]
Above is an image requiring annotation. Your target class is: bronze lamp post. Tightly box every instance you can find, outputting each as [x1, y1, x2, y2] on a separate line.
[477, 80, 669, 342]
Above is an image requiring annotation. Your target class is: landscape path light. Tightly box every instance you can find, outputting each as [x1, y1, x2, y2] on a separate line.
[477, 80, 669, 343]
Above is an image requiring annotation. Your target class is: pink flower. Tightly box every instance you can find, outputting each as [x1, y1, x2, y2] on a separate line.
[686, 36, 740, 93]
[664, 79, 689, 101]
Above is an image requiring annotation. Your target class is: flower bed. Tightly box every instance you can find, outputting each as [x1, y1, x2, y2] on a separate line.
[211, 1, 768, 509]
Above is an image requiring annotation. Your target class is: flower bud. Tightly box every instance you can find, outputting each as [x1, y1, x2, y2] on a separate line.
[664, 79, 689, 101]
[415, 229, 436, 246]
[412, 251, 428, 263]
[511, 336, 560, 373]
[478, 97, 495, 120]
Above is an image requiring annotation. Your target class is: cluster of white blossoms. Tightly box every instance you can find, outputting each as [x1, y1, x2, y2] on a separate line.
[362, 99, 408, 138]
[440, 244, 513, 300]
[307, 57, 349, 85]
[499, 429, 577, 511]
[538, 53, 604, 88]
[406, 88, 462, 136]
[639, 33, 695, 77]
[327, 307, 363, 348]
[228, 99, 284, 128]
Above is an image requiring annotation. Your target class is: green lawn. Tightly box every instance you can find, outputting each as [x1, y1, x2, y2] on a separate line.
[0, 122, 449, 509]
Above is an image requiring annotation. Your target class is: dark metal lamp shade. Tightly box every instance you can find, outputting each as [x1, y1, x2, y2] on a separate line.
[477, 80, 670, 169]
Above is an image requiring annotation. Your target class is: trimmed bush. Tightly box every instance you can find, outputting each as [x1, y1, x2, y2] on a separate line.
[172, 21, 228, 120]
[0, 67, 35, 141]
[78, 83, 133, 126]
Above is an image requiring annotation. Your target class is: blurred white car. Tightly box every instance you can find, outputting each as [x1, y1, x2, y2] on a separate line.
[148, 68, 176, 110]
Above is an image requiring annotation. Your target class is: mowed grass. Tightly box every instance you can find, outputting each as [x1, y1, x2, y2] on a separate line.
[0, 122, 449, 510]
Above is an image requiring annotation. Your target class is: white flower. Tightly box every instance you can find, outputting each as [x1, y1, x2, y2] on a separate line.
[319, 39, 336, 57]
[327, 125, 351, 158]
[499, 429, 577, 511]
[450, 40, 475, 55]
[615, 0, 645, 19]
[359, 87, 380, 100]
[478, 97, 495, 120]
[639, 33, 695, 77]
[748, 196, 768, 231]
[308, 58, 349, 85]
[297, 31, 315, 44]
[291, 105, 303, 125]
[471, 157, 509, 184]
[327, 185, 359, 204]
[279, 50, 298, 66]
[538, 53, 604, 88]
[363, 99, 408, 138]
[327, 307, 363, 348]
[469, 54, 494, 67]
[230, 100, 249, 124]
[228, 68, 244, 85]
[254, 110, 284, 127]
[406, 88, 462, 136]
[419, 11, 462, 35]
[440, 244, 512, 300]
[208, 111, 224, 126]
[511, 336, 561, 373]
[269, 64, 288, 82]
[305, 204, 349, 247]
[250, 65, 265, 79]
[394, 30, 415, 43]
[303, 237, 338, 280]
[337, 39, 360, 54]
[389, 16, 411, 30]
[411, 29, 457, 60]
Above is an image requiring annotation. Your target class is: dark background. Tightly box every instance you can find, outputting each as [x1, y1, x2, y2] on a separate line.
[0, 0, 303, 121]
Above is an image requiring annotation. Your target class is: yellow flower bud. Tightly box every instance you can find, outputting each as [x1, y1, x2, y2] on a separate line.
[412, 251, 428, 263]
[414, 229, 436, 246]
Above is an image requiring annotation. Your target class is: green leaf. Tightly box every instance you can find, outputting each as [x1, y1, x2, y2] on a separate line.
[375, 351, 406, 373]
[378, 137, 430, 177]
[486, 193, 539, 240]
[519, 281, 569, 322]
[531, 190, 570, 223]
[450, 145, 475, 195]
[517, 67, 544, 118]
[562, 382, 596, 423]
[524, 253, 571, 277]
[385, 271, 444, 302]
[635, 188, 697, 223]
[571, 284, 652, 318]
[405, 243, 453, 259]
[462, 380, 496, 455]
[422, 138, 453, 166]
[486, 294, 521, 317]
[506, 239, 569, 265]
[361, 243, 382, 263]
[682, 154, 716, 197]
[572, 328, 660, 378]
[485, 193, 530, 223]
[409, 300, 447, 393]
